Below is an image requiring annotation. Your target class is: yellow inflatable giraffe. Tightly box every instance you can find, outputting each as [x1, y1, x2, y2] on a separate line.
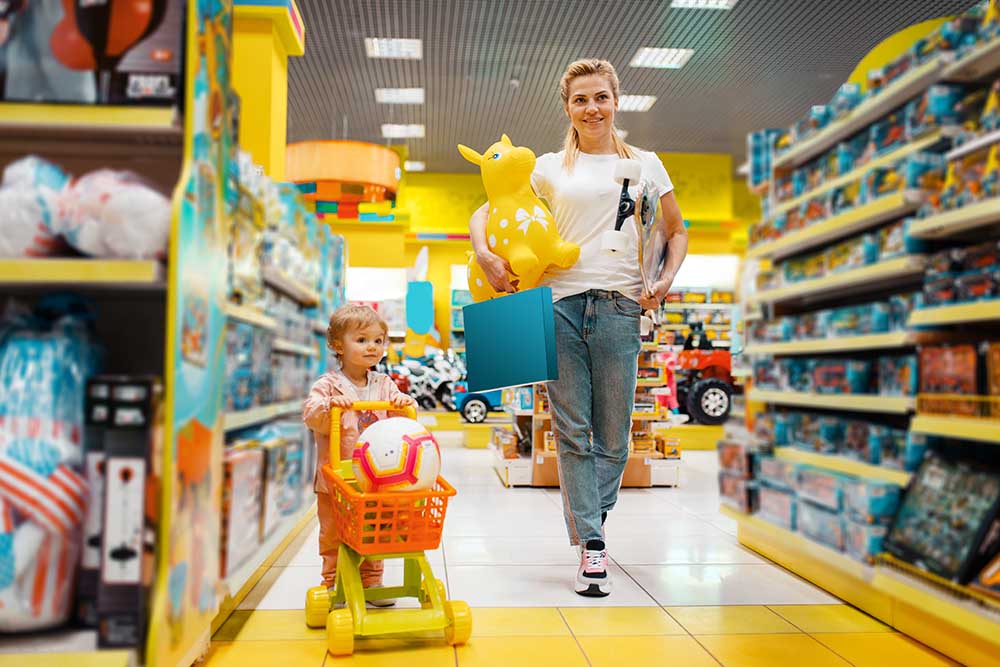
[458, 134, 580, 302]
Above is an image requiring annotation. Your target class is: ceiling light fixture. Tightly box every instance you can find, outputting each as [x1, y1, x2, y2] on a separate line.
[382, 124, 425, 139]
[670, 0, 739, 9]
[618, 95, 657, 112]
[364, 38, 422, 60]
[404, 161, 426, 171]
[375, 88, 425, 104]
[630, 47, 695, 69]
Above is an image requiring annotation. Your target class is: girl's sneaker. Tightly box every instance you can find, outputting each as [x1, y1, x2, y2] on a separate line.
[575, 539, 611, 597]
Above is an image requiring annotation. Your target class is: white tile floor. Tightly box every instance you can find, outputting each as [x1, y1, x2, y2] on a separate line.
[241, 445, 841, 610]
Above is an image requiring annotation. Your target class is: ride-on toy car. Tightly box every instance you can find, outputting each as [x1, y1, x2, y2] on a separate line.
[453, 381, 503, 423]
[674, 324, 734, 425]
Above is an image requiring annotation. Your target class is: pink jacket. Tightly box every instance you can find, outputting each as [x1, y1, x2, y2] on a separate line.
[302, 370, 405, 493]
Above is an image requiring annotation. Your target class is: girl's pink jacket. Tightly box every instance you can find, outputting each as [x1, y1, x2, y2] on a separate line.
[302, 370, 405, 493]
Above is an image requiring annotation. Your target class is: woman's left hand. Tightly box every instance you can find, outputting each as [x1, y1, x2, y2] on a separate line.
[638, 276, 673, 311]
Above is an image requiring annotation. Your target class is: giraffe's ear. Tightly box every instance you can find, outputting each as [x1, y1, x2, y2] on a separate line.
[500, 134, 513, 146]
[457, 144, 483, 166]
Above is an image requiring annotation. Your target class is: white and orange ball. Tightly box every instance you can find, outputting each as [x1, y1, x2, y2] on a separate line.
[352, 417, 441, 492]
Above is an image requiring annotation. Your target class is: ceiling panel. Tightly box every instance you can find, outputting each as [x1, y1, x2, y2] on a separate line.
[288, 0, 982, 173]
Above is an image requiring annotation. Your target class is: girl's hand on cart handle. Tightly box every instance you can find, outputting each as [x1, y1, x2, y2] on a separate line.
[391, 394, 417, 409]
[330, 395, 354, 409]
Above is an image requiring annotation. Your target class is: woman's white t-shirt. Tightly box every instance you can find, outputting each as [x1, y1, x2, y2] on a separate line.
[530, 149, 674, 302]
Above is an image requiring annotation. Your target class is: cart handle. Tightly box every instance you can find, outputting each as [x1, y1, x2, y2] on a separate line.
[329, 401, 419, 470]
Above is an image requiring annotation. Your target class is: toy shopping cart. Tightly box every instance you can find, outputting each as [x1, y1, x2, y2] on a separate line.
[303, 401, 471, 656]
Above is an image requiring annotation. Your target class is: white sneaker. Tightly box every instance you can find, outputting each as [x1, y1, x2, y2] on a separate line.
[575, 539, 611, 597]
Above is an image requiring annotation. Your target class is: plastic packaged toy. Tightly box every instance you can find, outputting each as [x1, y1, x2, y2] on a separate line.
[889, 292, 924, 330]
[873, 428, 930, 472]
[829, 83, 863, 120]
[812, 359, 873, 394]
[797, 468, 847, 511]
[798, 500, 846, 551]
[844, 479, 901, 524]
[906, 85, 966, 137]
[845, 520, 888, 564]
[772, 412, 796, 446]
[923, 274, 958, 307]
[757, 486, 797, 530]
[956, 268, 1000, 302]
[719, 473, 757, 514]
[827, 234, 879, 274]
[757, 457, 800, 491]
[919, 344, 980, 415]
[718, 442, 754, 479]
[878, 355, 918, 396]
[791, 412, 841, 454]
[840, 419, 875, 463]
[0, 156, 70, 258]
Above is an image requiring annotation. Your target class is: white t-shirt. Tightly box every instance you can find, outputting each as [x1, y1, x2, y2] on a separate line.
[530, 149, 674, 302]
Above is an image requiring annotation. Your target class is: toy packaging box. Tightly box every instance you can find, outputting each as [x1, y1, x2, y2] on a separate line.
[757, 457, 800, 491]
[77, 378, 112, 628]
[719, 473, 757, 514]
[878, 355, 918, 396]
[918, 344, 981, 416]
[884, 451, 1000, 583]
[757, 485, 797, 530]
[845, 520, 888, 564]
[221, 448, 265, 578]
[798, 500, 846, 551]
[718, 441, 755, 479]
[871, 428, 930, 471]
[796, 468, 847, 512]
[844, 479, 901, 524]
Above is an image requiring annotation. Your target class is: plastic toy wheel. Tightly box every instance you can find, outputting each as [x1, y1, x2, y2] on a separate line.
[305, 585, 330, 628]
[421, 578, 447, 609]
[326, 608, 354, 656]
[686, 378, 732, 425]
[443, 600, 472, 645]
[462, 397, 488, 423]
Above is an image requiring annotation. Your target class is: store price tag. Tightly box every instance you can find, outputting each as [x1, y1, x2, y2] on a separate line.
[536, 455, 544, 464]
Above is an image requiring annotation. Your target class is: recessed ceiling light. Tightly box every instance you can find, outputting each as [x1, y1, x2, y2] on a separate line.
[630, 47, 695, 69]
[381, 124, 425, 139]
[404, 161, 426, 171]
[671, 0, 739, 9]
[375, 88, 425, 104]
[616, 128, 629, 140]
[618, 95, 657, 112]
[364, 38, 422, 60]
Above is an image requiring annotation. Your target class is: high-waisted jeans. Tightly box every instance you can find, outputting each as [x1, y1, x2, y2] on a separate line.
[548, 289, 641, 545]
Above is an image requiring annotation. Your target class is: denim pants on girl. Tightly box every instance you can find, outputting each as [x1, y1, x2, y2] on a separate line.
[547, 289, 641, 545]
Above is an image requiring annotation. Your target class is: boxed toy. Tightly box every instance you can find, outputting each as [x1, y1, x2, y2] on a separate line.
[758, 456, 800, 491]
[871, 428, 930, 471]
[844, 479, 901, 524]
[906, 85, 966, 137]
[221, 447, 265, 578]
[798, 500, 846, 551]
[845, 520, 888, 564]
[889, 292, 924, 330]
[772, 411, 796, 446]
[77, 378, 113, 627]
[919, 344, 980, 415]
[719, 472, 757, 514]
[791, 413, 841, 454]
[956, 268, 1000, 302]
[797, 468, 847, 511]
[840, 419, 875, 463]
[718, 441, 755, 479]
[989, 341, 1000, 416]
[812, 359, 872, 394]
[883, 451, 1000, 582]
[878, 355, 918, 396]
[827, 234, 879, 274]
[757, 485, 797, 531]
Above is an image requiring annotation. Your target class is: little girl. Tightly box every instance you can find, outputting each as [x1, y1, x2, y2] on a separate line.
[302, 304, 415, 602]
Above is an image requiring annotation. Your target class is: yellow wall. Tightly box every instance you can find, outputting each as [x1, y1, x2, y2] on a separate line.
[233, 18, 288, 180]
[657, 152, 734, 221]
[398, 173, 486, 233]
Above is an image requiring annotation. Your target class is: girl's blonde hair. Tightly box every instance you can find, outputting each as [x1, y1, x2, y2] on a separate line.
[326, 304, 388, 356]
[559, 58, 634, 171]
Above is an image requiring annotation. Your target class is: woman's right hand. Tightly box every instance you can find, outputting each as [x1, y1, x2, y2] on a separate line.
[475, 249, 518, 294]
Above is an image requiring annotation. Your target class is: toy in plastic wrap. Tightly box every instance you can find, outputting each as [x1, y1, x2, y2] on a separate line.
[792, 413, 841, 454]
[0, 298, 104, 631]
[839, 419, 874, 463]
[718, 472, 757, 514]
[757, 457, 800, 492]
[878, 220, 924, 261]
[797, 468, 847, 511]
[874, 428, 930, 472]
[919, 344, 980, 416]
[718, 442, 754, 479]
[878, 355, 918, 396]
[845, 520, 888, 564]
[864, 106, 908, 161]
[797, 500, 845, 551]
[988, 342, 1000, 418]
[883, 451, 1000, 582]
[812, 359, 872, 395]
[826, 234, 879, 274]
[772, 412, 796, 447]
[757, 486, 797, 530]
[889, 292, 924, 330]
[458, 135, 580, 301]
[829, 83, 863, 120]
[906, 85, 966, 137]
[845, 479, 901, 524]
[0, 156, 70, 258]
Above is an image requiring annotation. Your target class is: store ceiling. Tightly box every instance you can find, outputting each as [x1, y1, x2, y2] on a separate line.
[287, 0, 981, 174]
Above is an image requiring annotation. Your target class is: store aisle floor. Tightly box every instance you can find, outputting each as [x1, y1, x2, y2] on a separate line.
[206, 447, 957, 666]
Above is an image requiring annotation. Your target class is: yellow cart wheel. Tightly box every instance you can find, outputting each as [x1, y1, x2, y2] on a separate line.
[421, 578, 447, 609]
[305, 585, 329, 628]
[326, 608, 354, 656]
[443, 600, 472, 645]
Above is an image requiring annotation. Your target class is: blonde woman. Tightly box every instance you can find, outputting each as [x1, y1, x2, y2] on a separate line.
[468, 59, 688, 596]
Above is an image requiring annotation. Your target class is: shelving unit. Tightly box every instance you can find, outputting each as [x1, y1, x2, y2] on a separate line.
[663, 303, 735, 311]
[0, 258, 165, 287]
[908, 300, 1000, 326]
[943, 35, 1000, 81]
[909, 414, 1000, 445]
[744, 331, 939, 356]
[272, 338, 319, 357]
[946, 128, 1000, 161]
[774, 447, 912, 485]
[223, 399, 302, 432]
[224, 303, 278, 330]
[262, 266, 320, 306]
[907, 196, 1000, 240]
[746, 388, 915, 414]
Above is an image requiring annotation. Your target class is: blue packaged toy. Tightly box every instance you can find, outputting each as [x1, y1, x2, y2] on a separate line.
[758, 456, 800, 491]
[829, 83, 863, 120]
[889, 292, 924, 330]
[870, 427, 930, 471]
[845, 520, 888, 564]
[907, 85, 965, 137]
[841, 419, 876, 463]
[812, 358, 872, 394]
[845, 479, 901, 524]
[758, 486, 797, 530]
[797, 468, 847, 511]
[773, 412, 798, 446]
[878, 355, 919, 396]
[798, 500, 846, 551]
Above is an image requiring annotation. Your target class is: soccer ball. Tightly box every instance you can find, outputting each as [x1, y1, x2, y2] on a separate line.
[352, 417, 442, 492]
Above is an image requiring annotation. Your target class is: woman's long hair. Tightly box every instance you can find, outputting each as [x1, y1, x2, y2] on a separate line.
[559, 59, 634, 171]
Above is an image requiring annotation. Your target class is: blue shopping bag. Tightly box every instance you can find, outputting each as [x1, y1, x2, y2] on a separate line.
[462, 287, 558, 392]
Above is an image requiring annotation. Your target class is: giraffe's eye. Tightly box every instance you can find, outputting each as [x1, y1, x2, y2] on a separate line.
[491, 153, 501, 160]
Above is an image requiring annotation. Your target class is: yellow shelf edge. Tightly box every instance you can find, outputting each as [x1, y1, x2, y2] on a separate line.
[747, 389, 915, 414]
[908, 299, 1000, 326]
[223, 399, 301, 432]
[223, 303, 278, 331]
[907, 196, 1000, 240]
[774, 447, 912, 485]
[273, 338, 319, 358]
[771, 133, 941, 217]
[748, 255, 927, 306]
[262, 267, 320, 306]
[747, 191, 921, 261]
[910, 414, 1000, 445]
[0, 258, 163, 285]
[943, 35, 1000, 81]
[0, 102, 176, 129]
[745, 331, 915, 356]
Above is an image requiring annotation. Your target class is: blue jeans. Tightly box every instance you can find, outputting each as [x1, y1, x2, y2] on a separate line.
[548, 290, 641, 546]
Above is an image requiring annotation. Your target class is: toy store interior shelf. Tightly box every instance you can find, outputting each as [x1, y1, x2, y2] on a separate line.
[663, 303, 734, 311]
[771, 57, 949, 171]
[636, 379, 667, 388]
[748, 255, 928, 308]
[503, 406, 533, 417]
[312, 319, 328, 334]
[747, 190, 924, 262]
[744, 331, 942, 356]
[262, 267, 320, 307]
[910, 414, 1000, 445]
[942, 35, 1000, 82]
[908, 299, 1000, 327]
[272, 338, 319, 357]
[0, 258, 165, 288]
[223, 399, 302, 432]
[771, 131, 945, 219]
[906, 196, 1000, 240]
[946, 128, 1000, 161]
[747, 388, 915, 415]
[214, 502, 318, 634]
[223, 302, 278, 330]
[774, 446, 912, 486]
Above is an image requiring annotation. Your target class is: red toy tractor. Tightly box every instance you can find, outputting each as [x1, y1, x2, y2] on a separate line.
[674, 330, 734, 425]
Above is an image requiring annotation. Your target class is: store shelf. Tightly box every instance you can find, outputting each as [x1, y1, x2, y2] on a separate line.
[908, 299, 1000, 327]
[747, 388, 915, 414]
[771, 132, 944, 218]
[0, 258, 164, 287]
[262, 267, 320, 306]
[636, 379, 667, 387]
[661, 323, 731, 331]
[663, 303, 735, 311]
[943, 36, 1000, 82]
[747, 190, 923, 261]
[775, 447, 912, 485]
[504, 406, 533, 417]
[223, 399, 302, 432]
[772, 57, 949, 171]
[632, 413, 663, 421]
[223, 303, 278, 330]
[272, 338, 319, 357]
[641, 341, 660, 351]
[910, 414, 1000, 445]
[312, 319, 328, 334]
[906, 197, 1000, 240]
[946, 128, 1000, 161]
[748, 255, 928, 307]
[744, 330, 940, 356]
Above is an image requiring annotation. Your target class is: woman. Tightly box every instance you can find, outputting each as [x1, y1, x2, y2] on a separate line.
[468, 59, 688, 597]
